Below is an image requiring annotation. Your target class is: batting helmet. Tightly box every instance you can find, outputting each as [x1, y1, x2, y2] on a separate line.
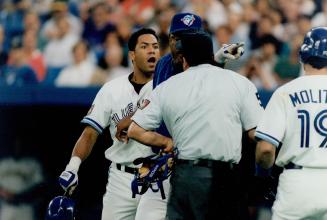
[45, 196, 75, 220]
[299, 27, 327, 68]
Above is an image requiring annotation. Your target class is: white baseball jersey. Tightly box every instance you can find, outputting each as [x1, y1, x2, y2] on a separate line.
[81, 74, 154, 166]
[255, 75, 327, 168]
[132, 64, 263, 163]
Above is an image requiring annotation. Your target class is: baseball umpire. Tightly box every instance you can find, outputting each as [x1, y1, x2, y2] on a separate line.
[256, 27, 327, 219]
[128, 31, 263, 220]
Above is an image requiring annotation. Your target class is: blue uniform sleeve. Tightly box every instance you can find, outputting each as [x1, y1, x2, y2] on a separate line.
[153, 54, 175, 89]
[152, 54, 176, 143]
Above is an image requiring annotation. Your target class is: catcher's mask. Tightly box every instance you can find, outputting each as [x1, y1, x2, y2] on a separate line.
[131, 148, 178, 200]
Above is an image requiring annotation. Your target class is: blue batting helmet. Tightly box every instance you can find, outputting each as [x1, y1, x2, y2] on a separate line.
[299, 27, 327, 68]
[45, 196, 75, 220]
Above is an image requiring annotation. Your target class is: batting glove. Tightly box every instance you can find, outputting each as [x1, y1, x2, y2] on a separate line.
[59, 170, 78, 195]
[214, 42, 245, 64]
[58, 156, 81, 195]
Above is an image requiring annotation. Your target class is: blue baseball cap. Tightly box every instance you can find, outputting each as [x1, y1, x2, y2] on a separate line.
[169, 13, 203, 34]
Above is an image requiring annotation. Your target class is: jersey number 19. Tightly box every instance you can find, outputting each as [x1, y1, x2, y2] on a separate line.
[297, 109, 327, 148]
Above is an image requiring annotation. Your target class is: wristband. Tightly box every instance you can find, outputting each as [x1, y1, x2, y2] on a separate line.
[65, 156, 81, 172]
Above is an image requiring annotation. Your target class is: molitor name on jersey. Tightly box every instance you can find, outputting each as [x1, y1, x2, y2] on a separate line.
[289, 89, 327, 107]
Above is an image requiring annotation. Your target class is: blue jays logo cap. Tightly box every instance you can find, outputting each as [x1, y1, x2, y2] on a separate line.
[169, 13, 202, 34]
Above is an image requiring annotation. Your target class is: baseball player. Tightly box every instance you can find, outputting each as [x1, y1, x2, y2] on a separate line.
[128, 31, 263, 220]
[58, 28, 160, 220]
[255, 27, 327, 219]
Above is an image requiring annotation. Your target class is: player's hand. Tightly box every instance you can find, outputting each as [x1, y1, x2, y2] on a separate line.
[59, 170, 78, 195]
[215, 42, 245, 64]
[163, 138, 174, 152]
[115, 116, 132, 143]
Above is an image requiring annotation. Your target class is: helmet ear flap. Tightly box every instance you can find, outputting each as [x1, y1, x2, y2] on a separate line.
[45, 196, 75, 220]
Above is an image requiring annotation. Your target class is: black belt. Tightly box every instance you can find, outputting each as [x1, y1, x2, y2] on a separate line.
[177, 159, 236, 170]
[116, 164, 138, 174]
[284, 162, 303, 170]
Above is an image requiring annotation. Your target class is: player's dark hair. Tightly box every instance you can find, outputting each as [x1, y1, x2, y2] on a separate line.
[305, 57, 327, 69]
[177, 31, 214, 66]
[128, 28, 159, 51]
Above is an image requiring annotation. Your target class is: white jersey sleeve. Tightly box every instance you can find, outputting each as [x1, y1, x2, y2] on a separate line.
[240, 80, 264, 131]
[81, 84, 112, 134]
[255, 89, 286, 147]
[132, 83, 164, 131]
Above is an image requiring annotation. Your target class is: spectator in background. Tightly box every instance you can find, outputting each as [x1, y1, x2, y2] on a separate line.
[99, 43, 130, 82]
[312, 0, 327, 27]
[82, 1, 116, 58]
[249, 15, 274, 50]
[241, 34, 281, 90]
[0, 40, 38, 86]
[297, 15, 312, 37]
[121, 0, 155, 26]
[55, 40, 102, 87]
[23, 10, 47, 50]
[2, 0, 30, 51]
[41, 0, 82, 42]
[182, 0, 228, 32]
[22, 30, 46, 82]
[274, 34, 302, 85]
[44, 16, 79, 70]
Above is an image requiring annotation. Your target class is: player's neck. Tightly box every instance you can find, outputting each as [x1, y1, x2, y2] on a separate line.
[304, 64, 327, 76]
[131, 70, 153, 84]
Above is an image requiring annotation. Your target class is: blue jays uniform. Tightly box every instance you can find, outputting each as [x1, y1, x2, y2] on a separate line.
[153, 54, 177, 138]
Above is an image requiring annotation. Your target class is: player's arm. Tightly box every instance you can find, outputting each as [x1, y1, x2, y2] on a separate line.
[247, 128, 256, 141]
[72, 125, 99, 160]
[59, 126, 99, 195]
[127, 122, 173, 152]
[256, 140, 276, 169]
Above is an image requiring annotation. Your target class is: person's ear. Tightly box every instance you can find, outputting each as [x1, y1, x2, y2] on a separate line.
[129, 51, 135, 63]
[182, 57, 189, 70]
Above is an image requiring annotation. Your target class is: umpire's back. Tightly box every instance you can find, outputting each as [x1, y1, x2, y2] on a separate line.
[156, 31, 262, 163]
[158, 63, 261, 163]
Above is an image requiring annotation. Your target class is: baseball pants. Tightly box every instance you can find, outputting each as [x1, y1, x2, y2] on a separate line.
[272, 168, 327, 220]
[101, 164, 140, 220]
[135, 178, 170, 220]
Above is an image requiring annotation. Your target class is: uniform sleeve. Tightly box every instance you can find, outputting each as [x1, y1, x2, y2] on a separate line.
[153, 54, 174, 89]
[240, 81, 264, 131]
[132, 85, 164, 131]
[81, 85, 111, 134]
[255, 90, 286, 147]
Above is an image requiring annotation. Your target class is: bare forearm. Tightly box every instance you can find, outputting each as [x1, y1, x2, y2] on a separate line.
[256, 152, 274, 169]
[72, 126, 98, 161]
[136, 130, 169, 148]
[256, 140, 276, 169]
[128, 122, 173, 151]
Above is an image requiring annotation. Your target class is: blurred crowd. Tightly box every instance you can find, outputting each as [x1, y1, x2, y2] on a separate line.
[0, 0, 324, 90]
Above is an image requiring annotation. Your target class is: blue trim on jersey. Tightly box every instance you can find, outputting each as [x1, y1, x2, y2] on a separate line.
[81, 117, 103, 134]
[255, 131, 280, 147]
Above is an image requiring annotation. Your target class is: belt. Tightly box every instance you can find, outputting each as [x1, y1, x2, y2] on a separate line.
[176, 159, 236, 170]
[284, 162, 303, 170]
[115, 163, 138, 174]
